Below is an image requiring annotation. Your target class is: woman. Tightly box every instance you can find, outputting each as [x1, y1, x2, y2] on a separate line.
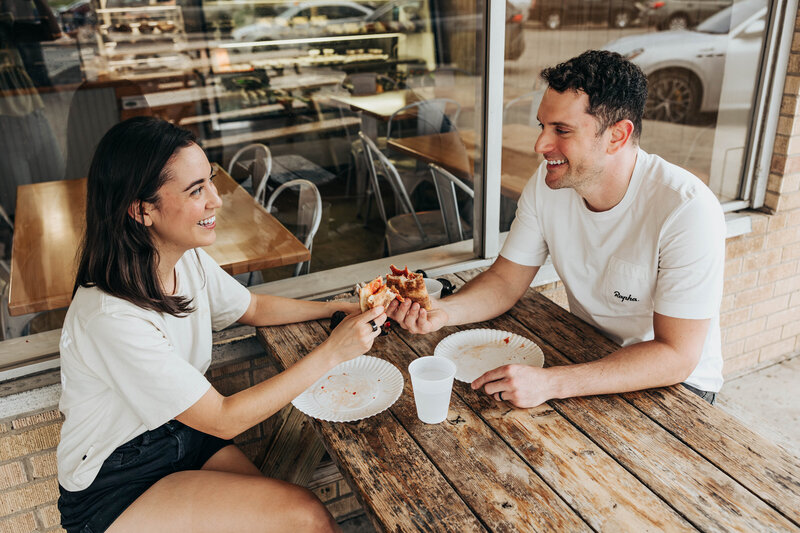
[56, 117, 385, 532]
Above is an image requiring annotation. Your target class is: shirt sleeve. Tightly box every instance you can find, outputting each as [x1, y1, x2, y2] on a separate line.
[654, 189, 726, 319]
[195, 249, 252, 331]
[81, 310, 211, 430]
[499, 165, 549, 267]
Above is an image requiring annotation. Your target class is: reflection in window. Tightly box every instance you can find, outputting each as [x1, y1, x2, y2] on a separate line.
[504, 0, 768, 207]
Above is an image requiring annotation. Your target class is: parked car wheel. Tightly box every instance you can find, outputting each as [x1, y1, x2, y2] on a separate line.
[665, 12, 690, 30]
[645, 69, 701, 123]
[611, 9, 634, 28]
[544, 11, 561, 29]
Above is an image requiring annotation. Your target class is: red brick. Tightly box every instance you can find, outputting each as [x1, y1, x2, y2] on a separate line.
[722, 339, 746, 358]
[767, 173, 783, 194]
[0, 511, 37, 533]
[759, 338, 796, 363]
[723, 271, 758, 295]
[37, 505, 61, 529]
[765, 191, 781, 211]
[0, 478, 58, 515]
[781, 242, 800, 262]
[733, 285, 775, 308]
[0, 425, 61, 462]
[28, 451, 57, 479]
[725, 317, 766, 343]
[10, 410, 62, 430]
[720, 307, 750, 328]
[725, 234, 766, 259]
[723, 351, 760, 377]
[750, 294, 790, 319]
[781, 318, 800, 339]
[758, 262, 797, 287]
[724, 257, 743, 277]
[765, 226, 800, 248]
[773, 274, 800, 297]
[784, 74, 800, 94]
[741, 249, 782, 273]
[749, 213, 769, 234]
[720, 294, 735, 312]
[744, 327, 783, 353]
[0, 462, 27, 490]
[780, 94, 800, 116]
[774, 134, 790, 156]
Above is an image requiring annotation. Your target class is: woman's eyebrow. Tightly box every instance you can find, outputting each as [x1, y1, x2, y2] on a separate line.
[182, 178, 206, 192]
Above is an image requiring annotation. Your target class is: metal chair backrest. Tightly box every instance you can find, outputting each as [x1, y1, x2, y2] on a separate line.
[227, 143, 272, 206]
[358, 131, 427, 240]
[265, 179, 322, 277]
[502, 89, 544, 128]
[428, 163, 473, 243]
[386, 98, 461, 142]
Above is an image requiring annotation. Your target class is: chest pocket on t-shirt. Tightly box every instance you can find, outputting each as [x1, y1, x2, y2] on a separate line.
[603, 256, 653, 313]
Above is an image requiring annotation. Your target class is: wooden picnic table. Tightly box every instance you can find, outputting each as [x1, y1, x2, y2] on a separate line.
[256, 268, 800, 532]
[8, 166, 309, 316]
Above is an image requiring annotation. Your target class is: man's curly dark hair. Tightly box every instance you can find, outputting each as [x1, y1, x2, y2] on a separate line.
[541, 50, 647, 141]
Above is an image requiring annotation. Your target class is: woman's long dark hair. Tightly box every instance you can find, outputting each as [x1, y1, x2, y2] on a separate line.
[73, 116, 197, 316]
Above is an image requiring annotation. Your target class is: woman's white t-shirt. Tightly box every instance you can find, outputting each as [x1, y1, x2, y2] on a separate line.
[501, 149, 726, 392]
[57, 248, 251, 491]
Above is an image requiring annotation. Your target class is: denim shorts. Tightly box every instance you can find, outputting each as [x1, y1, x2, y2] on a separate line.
[682, 383, 717, 405]
[58, 420, 232, 533]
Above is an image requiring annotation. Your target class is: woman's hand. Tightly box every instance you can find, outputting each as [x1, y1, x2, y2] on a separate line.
[323, 306, 387, 364]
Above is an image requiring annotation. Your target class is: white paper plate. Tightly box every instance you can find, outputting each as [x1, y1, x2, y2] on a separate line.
[292, 355, 403, 422]
[434, 329, 544, 382]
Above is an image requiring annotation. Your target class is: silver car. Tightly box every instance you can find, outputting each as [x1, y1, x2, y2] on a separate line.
[604, 0, 766, 123]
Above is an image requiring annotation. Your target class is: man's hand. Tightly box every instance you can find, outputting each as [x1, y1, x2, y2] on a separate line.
[386, 298, 449, 334]
[471, 364, 554, 408]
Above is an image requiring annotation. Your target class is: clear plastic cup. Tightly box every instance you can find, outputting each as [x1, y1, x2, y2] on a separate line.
[408, 356, 457, 424]
[424, 278, 443, 300]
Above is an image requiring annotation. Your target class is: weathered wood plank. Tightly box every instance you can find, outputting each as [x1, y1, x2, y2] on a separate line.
[318, 322, 592, 532]
[255, 321, 486, 532]
[392, 320, 694, 532]
[511, 290, 800, 526]
[260, 405, 326, 486]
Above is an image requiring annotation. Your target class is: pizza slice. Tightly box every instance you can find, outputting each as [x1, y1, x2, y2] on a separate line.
[386, 265, 432, 311]
[356, 276, 404, 312]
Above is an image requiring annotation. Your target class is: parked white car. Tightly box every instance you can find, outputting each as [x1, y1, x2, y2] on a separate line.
[604, 0, 766, 123]
[232, 0, 374, 43]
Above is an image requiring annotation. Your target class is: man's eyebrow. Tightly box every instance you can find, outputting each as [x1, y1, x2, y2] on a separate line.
[539, 119, 577, 129]
[182, 168, 215, 192]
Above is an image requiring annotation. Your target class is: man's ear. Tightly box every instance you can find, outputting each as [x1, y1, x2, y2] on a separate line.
[127, 200, 153, 226]
[607, 119, 635, 154]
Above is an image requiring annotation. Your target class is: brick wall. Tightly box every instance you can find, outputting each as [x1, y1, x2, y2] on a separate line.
[0, 357, 361, 532]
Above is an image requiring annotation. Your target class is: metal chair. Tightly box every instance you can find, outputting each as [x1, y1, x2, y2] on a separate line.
[360, 132, 449, 256]
[0, 207, 37, 340]
[428, 163, 474, 243]
[227, 143, 272, 206]
[265, 179, 322, 277]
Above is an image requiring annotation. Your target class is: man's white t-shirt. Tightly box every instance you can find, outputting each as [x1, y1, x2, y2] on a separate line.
[501, 149, 726, 392]
[57, 248, 251, 491]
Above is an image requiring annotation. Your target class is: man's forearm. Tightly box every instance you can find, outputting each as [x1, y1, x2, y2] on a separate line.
[547, 340, 698, 400]
[441, 267, 530, 326]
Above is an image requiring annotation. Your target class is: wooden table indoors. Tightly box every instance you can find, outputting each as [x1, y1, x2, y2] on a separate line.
[388, 125, 542, 201]
[8, 165, 309, 316]
[257, 268, 800, 532]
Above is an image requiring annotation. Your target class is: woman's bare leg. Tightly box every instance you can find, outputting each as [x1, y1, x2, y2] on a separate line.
[106, 445, 339, 532]
[201, 444, 262, 476]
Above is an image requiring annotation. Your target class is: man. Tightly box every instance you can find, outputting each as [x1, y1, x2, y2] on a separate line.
[387, 50, 726, 407]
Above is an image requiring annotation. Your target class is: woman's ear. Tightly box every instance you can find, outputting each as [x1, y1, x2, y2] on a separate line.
[127, 200, 153, 226]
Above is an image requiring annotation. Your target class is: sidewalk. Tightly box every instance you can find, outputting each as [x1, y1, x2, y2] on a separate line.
[716, 355, 800, 458]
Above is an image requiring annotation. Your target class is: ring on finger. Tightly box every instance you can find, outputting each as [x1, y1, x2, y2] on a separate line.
[369, 320, 378, 333]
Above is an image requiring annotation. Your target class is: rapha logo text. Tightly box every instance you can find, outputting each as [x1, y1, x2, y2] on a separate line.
[613, 291, 639, 302]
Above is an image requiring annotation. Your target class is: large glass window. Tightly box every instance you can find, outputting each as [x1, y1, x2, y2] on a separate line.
[0, 0, 489, 338]
[501, 0, 771, 224]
